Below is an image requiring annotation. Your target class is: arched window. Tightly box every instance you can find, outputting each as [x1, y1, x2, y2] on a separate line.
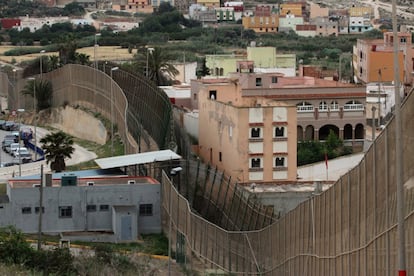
[296, 102, 314, 112]
[331, 101, 339, 111]
[250, 158, 261, 168]
[344, 100, 364, 111]
[319, 101, 328, 111]
[250, 128, 261, 138]
[274, 127, 285, 137]
[275, 157, 285, 167]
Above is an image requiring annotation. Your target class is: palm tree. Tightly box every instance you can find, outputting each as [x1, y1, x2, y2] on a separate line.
[21, 79, 53, 111]
[75, 53, 91, 65]
[40, 131, 75, 173]
[133, 47, 178, 85]
[48, 55, 60, 70]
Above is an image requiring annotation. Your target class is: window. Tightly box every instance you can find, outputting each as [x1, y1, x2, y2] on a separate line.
[250, 127, 261, 138]
[193, 93, 197, 100]
[344, 100, 364, 111]
[209, 90, 217, 100]
[59, 206, 72, 218]
[35, 207, 45, 214]
[331, 101, 339, 110]
[275, 157, 285, 167]
[100, 205, 109, 211]
[250, 158, 261, 168]
[271, 76, 278, 83]
[219, 152, 222, 162]
[22, 207, 31, 214]
[319, 101, 328, 111]
[256, 78, 262, 87]
[275, 127, 285, 137]
[87, 205, 97, 212]
[296, 102, 314, 112]
[139, 204, 153, 216]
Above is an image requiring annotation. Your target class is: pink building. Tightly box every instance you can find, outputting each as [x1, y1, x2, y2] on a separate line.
[193, 61, 366, 183]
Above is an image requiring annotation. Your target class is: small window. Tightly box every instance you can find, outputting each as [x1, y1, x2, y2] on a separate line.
[100, 205, 109, 211]
[251, 158, 261, 168]
[193, 93, 197, 100]
[139, 204, 153, 216]
[219, 152, 222, 162]
[275, 157, 285, 167]
[59, 206, 72, 218]
[209, 90, 217, 100]
[22, 207, 31, 214]
[271, 76, 278, 83]
[35, 207, 45, 214]
[256, 78, 262, 87]
[250, 127, 261, 138]
[275, 127, 285, 137]
[87, 205, 97, 212]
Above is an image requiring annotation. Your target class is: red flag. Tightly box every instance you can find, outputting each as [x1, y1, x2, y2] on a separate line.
[325, 152, 328, 170]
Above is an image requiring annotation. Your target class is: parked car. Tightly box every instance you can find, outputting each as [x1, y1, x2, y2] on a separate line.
[12, 147, 30, 158]
[13, 150, 32, 163]
[2, 121, 17, 131]
[6, 143, 20, 154]
[4, 134, 18, 143]
[2, 139, 15, 151]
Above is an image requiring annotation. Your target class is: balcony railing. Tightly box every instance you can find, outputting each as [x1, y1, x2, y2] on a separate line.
[343, 104, 364, 111]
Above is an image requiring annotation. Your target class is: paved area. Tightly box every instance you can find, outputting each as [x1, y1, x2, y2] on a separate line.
[0, 125, 97, 181]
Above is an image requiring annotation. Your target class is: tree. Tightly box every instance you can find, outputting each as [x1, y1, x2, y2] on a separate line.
[196, 57, 210, 78]
[133, 47, 178, 85]
[58, 33, 78, 65]
[40, 131, 75, 172]
[21, 79, 53, 111]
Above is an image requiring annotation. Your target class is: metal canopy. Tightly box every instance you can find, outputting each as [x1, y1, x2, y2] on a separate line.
[95, 150, 181, 169]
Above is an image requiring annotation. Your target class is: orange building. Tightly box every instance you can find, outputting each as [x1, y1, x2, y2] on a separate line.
[354, 29, 412, 86]
[242, 14, 279, 33]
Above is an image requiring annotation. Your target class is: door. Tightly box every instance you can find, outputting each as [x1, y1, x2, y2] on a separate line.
[121, 215, 132, 241]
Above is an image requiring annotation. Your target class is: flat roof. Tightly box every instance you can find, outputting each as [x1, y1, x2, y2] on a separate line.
[95, 150, 181, 169]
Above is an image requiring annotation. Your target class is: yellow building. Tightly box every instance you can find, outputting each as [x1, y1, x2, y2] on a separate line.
[196, 0, 220, 8]
[349, 6, 372, 17]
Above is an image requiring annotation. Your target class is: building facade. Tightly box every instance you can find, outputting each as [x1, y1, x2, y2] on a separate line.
[0, 174, 161, 242]
[195, 70, 298, 184]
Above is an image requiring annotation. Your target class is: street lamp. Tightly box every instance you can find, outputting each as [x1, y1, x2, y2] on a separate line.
[110, 67, 119, 156]
[17, 108, 25, 176]
[28, 77, 37, 161]
[13, 69, 18, 110]
[40, 50, 45, 78]
[146, 47, 154, 77]
[94, 33, 101, 69]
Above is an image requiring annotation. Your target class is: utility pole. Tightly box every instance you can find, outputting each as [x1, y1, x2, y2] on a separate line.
[392, 0, 406, 274]
[37, 164, 43, 251]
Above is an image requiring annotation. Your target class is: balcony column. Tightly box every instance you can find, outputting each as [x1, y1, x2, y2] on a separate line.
[314, 129, 319, 141]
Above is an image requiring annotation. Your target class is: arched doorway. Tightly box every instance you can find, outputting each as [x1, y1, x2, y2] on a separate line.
[305, 125, 314, 141]
[355, 123, 364, 139]
[319, 124, 339, 140]
[343, 124, 353, 140]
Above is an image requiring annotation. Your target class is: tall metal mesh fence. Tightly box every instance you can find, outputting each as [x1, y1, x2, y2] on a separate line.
[5, 63, 414, 275]
[161, 90, 414, 275]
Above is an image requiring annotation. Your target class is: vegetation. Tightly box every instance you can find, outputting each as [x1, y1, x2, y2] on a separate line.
[0, 227, 180, 275]
[20, 79, 53, 111]
[297, 130, 353, 166]
[0, 0, 85, 18]
[40, 130, 75, 172]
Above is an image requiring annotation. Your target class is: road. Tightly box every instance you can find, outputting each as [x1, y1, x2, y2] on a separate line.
[0, 124, 97, 181]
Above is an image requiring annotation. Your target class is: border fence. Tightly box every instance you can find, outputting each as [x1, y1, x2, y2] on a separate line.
[4, 64, 414, 274]
[161, 90, 414, 274]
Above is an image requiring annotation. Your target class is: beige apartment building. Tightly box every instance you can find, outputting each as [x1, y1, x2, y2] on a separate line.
[193, 62, 366, 183]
